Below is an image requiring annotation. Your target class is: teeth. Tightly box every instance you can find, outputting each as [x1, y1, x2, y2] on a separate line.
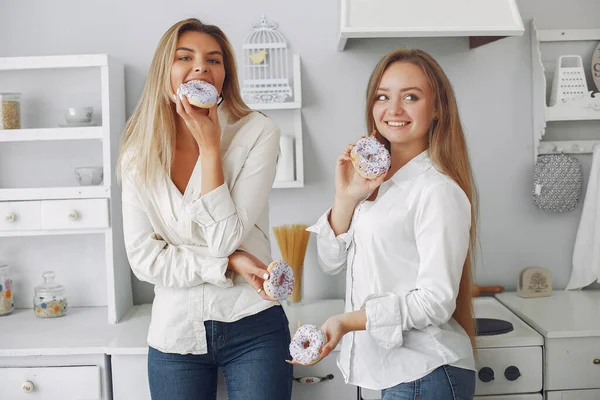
[387, 121, 408, 127]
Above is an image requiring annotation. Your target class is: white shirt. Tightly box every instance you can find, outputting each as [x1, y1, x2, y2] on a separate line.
[307, 150, 475, 390]
[121, 105, 280, 355]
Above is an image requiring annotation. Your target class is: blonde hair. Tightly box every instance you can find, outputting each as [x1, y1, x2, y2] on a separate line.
[366, 48, 478, 347]
[118, 18, 252, 185]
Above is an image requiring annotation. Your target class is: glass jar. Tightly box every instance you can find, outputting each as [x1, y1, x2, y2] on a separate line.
[0, 93, 22, 130]
[0, 262, 14, 316]
[33, 271, 67, 318]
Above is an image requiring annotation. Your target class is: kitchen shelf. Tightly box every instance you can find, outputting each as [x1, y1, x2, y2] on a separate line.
[531, 19, 600, 160]
[0, 54, 110, 71]
[0, 228, 109, 238]
[0, 186, 110, 201]
[272, 180, 304, 189]
[245, 54, 304, 188]
[0, 127, 103, 142]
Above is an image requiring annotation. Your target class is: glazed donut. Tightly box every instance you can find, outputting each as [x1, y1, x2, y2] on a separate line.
[263, 261, 295, 301]
[178, 80, 219, 108]
[289, 324, 327, 365]
[350, 136, 391, 179]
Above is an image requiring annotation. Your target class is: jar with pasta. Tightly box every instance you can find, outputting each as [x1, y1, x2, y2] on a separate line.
[0, 93, 22, 130]
[33, 271, 67, 318]
[0, 261, 14, 316]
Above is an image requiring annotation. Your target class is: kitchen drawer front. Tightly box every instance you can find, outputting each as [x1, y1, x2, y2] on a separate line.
[41, 199, 109, 230]
[292, 355, 357, 400]
[0, 201, 41, 231]
[546, 337, 600, 390]
[0, 365, 101, 399]
[547, 389, 600, 399]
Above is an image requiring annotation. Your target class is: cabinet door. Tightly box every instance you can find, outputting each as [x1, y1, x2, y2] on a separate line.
[0, 365, 101, 399]
[0, 201, 41, 231]
[545, 337, 600, 390]
[41, 198, 109, 230]
[546, 389, 600, 399]
[111, 355, 151, 400]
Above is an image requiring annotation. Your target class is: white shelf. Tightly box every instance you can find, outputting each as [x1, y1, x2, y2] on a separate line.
[273, 180, 304, 189]
[0, 127, 103, 142]
[0, 186, 110, 201]
[546, 104, 600, 122]
[247, 102, 301, 110]
[538, 140, 600, 155]
[530, 20, 600, 160]
[0, 307, 112, 357]
[0, 228, 109, 238]
[0, 54, 110, 70]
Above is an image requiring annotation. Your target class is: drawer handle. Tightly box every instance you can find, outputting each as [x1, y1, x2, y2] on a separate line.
[594, 359, 600, 365]
[21, 380, 34, 392]
[68, 211, 79, 221]
[5, 212, 16, 223]
[293, 374, 334, 384]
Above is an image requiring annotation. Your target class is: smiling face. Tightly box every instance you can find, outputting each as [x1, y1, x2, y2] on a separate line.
[170, 30, 226, 97]
[372, 61, 437, 153]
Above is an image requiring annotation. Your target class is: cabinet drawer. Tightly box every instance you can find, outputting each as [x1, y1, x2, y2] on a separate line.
[546, 337, 600, 390]
[0, 201, 41, 231]
[41, 199, 109, 230]
[292, 355, 357, 400]
[0, 365, 101, 399]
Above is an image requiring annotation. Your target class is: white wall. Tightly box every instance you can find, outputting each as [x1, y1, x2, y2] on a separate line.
[1, 0, 599, 304]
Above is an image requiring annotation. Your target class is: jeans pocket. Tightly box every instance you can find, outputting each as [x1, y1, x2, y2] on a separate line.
[442, 365, 475, 400]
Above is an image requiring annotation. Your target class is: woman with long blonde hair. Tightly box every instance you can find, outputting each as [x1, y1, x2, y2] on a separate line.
[306, 48, 478, 399]
[119, 18, 292, 400]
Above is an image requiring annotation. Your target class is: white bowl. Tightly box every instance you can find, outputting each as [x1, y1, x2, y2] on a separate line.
[75, 167, 103, 186]
[66, 107, 94, 124]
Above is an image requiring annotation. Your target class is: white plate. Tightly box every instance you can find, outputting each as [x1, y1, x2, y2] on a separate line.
[57, 121, 98, 128]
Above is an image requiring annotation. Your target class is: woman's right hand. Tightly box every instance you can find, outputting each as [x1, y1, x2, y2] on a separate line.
[227, 251, 273, 301]
[335, 134, 386, 203]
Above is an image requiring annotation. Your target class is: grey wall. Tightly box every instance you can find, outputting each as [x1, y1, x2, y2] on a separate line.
[2, 0, 599, 304]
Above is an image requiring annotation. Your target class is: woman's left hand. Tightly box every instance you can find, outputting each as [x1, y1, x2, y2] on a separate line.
[318, 315, 347, 360]
[174, 91, 221, 153]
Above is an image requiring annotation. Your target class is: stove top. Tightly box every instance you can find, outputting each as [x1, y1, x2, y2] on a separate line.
[474, 297, 543, 349]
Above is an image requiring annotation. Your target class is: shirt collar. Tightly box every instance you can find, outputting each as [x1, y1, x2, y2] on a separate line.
[389, 149, 433, 186]
[217, 103, 230, 138]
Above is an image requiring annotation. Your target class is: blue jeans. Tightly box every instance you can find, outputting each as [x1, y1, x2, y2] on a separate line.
[147, 306, 293, 400]
[381, 365, 475, 400]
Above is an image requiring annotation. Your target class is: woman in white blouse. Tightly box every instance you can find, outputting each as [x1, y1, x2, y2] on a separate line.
[118, 18, 292, 400]
[307, 49, 478, 399]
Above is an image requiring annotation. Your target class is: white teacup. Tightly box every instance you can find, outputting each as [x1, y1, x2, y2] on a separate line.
[66, 107, 94, 124]
[75, 167, 103, 186]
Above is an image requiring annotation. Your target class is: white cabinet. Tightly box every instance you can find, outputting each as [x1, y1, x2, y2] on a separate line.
[496, 291, 600, 398]
[0, 54, 130, 400]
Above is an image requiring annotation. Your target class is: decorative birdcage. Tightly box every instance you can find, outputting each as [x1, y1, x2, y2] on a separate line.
[241, 15, 293, 104]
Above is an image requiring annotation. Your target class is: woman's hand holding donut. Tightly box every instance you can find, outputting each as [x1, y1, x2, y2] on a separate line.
[335, 133, 386, 203]
[317, 315, 347, 360]
[174, 91, 221, 155]
[227, 251, 272, 301]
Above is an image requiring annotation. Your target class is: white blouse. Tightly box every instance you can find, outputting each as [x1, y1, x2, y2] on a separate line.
[121, 105, 280, 355]
[308, 150, 475, 390]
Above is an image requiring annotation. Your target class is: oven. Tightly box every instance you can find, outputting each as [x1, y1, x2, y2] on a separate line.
[359, 297, 544, 400]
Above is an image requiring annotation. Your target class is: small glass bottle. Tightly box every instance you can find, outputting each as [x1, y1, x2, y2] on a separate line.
[33, 271, 67, 318]
[0, 93, 22, 129]
[0, 261, 14, 316]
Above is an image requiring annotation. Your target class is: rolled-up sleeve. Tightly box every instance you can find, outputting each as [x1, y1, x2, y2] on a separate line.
[122, 173, 232, 288]
[183, 122, 280, 257]
[363, 182, 471, 349]
[306, 208, 353, 275]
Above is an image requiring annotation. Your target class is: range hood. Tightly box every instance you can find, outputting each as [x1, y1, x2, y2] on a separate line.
[337, 0, 524, 50]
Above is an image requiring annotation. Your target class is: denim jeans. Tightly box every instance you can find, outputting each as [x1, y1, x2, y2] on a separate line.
[381, 365, 475, 400]
[147, 306, 293, 400]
